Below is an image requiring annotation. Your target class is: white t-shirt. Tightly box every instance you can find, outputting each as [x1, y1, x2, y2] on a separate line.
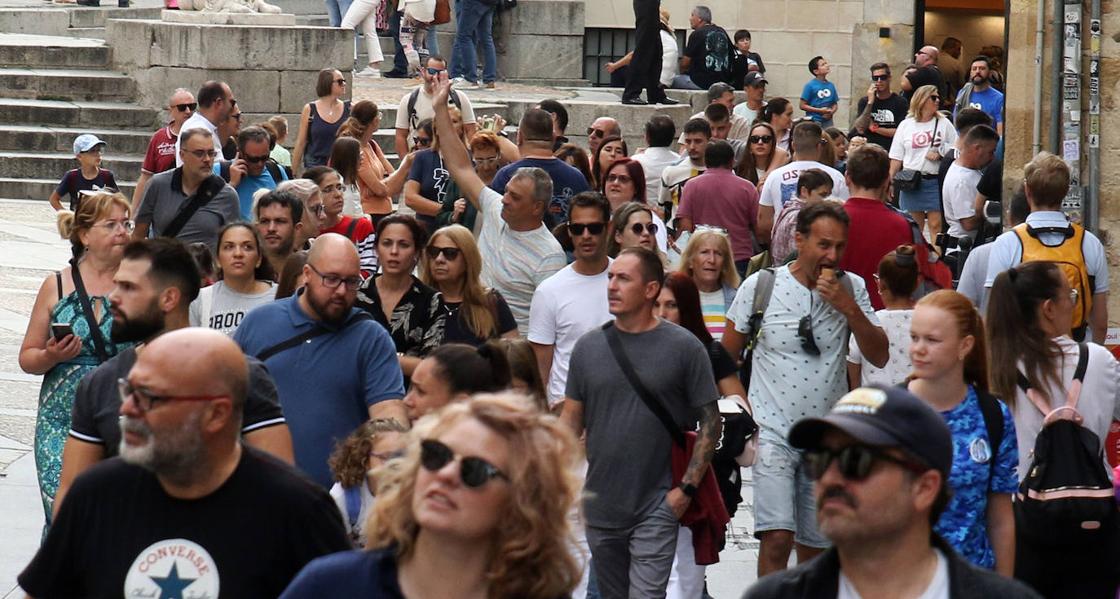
[659, 29, 679, 87]
[848, 309, 914, 387]
[476, 187, 566, 335]
[394, 87, 477, 135]
[189, 281, 278, 337]
[732, 103, 760, 123]
[838, 549, 949, 599]
[528, 263, 613, 407]
[329, 482, 375, 547]
[175, 112, 222, 167]
[632, 146, 681, 206]
[727, 266, 879, 436]
[757, 160, 849, 212]
[888, 116, 957, 174]
[957, 242, 992, 309]
[942, 162, 982, 239]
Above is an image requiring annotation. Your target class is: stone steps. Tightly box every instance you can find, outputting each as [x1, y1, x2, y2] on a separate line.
[0, 98, 158, 128]
[0, 67, 137, 101]
[0, 177, 136, 203]
[0, 34, 111, 68]
[0, 150, 145, 181]
[0, 6, 159, 37]
[0, 124, 153, 154]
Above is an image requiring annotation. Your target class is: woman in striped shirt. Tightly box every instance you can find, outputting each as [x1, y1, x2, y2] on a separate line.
[678, 228, 740, 341]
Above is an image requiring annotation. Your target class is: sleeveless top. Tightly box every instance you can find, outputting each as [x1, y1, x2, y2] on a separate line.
[305, 100, 352, 168]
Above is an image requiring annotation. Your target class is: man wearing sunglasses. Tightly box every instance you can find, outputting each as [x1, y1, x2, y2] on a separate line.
[214, 126, 289, 220]
[746, 386, 1040, 598]
[529, 192, 614, 412]
[850, 62, 909, 151]
[22, 328, 350, 599]
[133, 88, 197, 212]
[175, 80, 236, 167]
[393, 56, 478, 159]
[901, 45, 945, 103]
[724, 202, 887, 578]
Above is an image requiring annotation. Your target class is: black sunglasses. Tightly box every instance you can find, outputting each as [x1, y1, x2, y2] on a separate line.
[871, 74, 890, 81]
[749, 134, 773, 144]
[420, 439, 508, 488]
[930, 96, 941, 103]
[804, 445, 928, 481]
[568, 222, 606, 236]
[629, 222, 658, 236]
[413, 136, 432, 147]
[797, 314, 820, 356]
[173, 102, 197, 112]
[426, 246, 462, 260]
[335, 78, 347, 85]
[242, 154, 270, 164]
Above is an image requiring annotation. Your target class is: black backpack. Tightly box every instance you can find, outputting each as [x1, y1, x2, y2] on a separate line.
[1015, 344, 1119, 547]
[407, 88, 463, 131]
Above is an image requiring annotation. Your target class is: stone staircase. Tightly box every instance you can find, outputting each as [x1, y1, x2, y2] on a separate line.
[0, 32, 158, 201]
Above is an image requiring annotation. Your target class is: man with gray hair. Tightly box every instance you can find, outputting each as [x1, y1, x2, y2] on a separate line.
[431, 74, 565, 333]
[678, 81, 752, 148]
[678, 5, 733, 90]
[215, 125, 289, 219]
[132, 88, 196, 212]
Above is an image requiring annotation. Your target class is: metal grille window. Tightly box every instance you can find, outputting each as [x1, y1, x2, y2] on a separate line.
[583, 28, 687, 86]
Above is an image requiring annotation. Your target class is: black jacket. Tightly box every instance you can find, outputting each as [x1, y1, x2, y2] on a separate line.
[743, 535, 1042, 599]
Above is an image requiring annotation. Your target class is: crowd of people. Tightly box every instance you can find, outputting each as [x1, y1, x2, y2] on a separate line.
[13, 7, 1119, 597]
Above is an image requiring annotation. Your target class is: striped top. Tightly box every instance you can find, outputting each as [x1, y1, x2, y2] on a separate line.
[700, 288, 727, 341]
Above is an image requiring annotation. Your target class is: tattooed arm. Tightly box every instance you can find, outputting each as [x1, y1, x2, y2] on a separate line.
[666, 400, 722, 519]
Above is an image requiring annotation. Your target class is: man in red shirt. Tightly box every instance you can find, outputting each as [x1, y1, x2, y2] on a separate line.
[838, 145, 912, 309]
[131, 88, 197, 212]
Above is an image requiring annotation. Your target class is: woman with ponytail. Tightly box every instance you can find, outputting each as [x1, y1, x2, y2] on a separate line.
[987, 262, 1120, 596]
[401, 341, 513, 421]
[337, 100, 414, 227]
[906, 289, 1018, 574]
[847, 245, 919, 387]
[19, 191, 132, 527]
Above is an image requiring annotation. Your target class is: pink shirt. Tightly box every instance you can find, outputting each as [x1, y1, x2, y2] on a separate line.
[677, 167, 760, 262]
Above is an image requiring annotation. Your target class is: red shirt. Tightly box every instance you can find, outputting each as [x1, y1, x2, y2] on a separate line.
[677, 167, 760, 262]
[839, 197, 913, 310]
[141, 126, 178, 175]
[320, 216, 378, 276]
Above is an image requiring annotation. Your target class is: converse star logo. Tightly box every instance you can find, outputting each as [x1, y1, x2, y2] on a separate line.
[124, 539, 220, 599]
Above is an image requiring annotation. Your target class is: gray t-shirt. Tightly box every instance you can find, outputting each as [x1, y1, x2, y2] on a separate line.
[189, 281, 278, 337]
[565, 320, 718, 528]
[136, 168, 241, 250]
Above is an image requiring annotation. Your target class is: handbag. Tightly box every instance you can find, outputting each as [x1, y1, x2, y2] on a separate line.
[432, 0, 450, 24]
[601, 323, 730, 565]
[892, 168, 921, 191]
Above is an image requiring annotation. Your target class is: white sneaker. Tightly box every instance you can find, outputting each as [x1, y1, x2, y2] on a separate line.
[450, 76, 480, 89]
[355, 67, 381, 78]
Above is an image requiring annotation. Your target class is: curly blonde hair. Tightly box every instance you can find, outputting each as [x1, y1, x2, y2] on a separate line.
[366, 393, 582, 599]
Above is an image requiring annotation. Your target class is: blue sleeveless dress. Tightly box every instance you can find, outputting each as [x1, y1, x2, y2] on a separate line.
[34, 272, 126, 525]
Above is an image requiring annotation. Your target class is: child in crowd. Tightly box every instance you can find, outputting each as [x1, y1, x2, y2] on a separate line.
[327, 419, 409, 548]
[769, 168, 833, 264]
[48, 134, 118, 212]
[800, 56, 839, 128]
[730, 29, 766, 88]
[268, 116, 292, 169]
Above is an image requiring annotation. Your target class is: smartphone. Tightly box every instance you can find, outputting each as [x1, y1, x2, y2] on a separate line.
[50, 323, 74, 341]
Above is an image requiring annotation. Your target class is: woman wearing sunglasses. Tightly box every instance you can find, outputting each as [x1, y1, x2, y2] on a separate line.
[735, 122, 789, 190]
[905, 289, 1017, 575]
[403, 342, 512, 421]
[677, 229, 740, 341]
[987, 262, 1120, 596]
[420, 225, 518, 347]
[292, 69, 351, 176]
[608, 202, 663, 259]
[356, 215, 446, 378]
[280, 393, 582, 599]
[888, 84, 957, 243]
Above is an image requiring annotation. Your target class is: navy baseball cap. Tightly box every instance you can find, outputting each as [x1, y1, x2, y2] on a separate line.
[788, 385, 953, 479]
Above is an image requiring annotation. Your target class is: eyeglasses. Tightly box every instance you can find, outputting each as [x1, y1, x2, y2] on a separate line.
[629, 222, 658, 236]
[797, 314, 820, 356]
[335, 78, 347, 85]
[420, 439, 508, 488]
[749, 135, 774, 144]
[587, 128, 608, 138]
[173, 102, 197, 112]
[117, 378, 227, 414]
[307, 263, 362, 290]
[425, 246, 462, 260]
[413, 136, 432, 147]
[310, 203, 326, 217]
[242, 154, 270, 164]
[871, 74, 890, 81]
[567, 222, 606, 236]
[426, 67, 447, 76]
[231, 113, 243, 122]
[605, 174, 632, 184]
[804, 445, 928, 481]
[93, 219, 135, 233]
[184, 148, 220, 160]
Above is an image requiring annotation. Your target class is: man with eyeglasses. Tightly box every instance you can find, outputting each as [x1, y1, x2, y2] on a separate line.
[132, 88, 196, 212]
[677, 140, 759, 274]
[214, 126, 289, 219]
[134, 128, 240, 251]
[57, 238, 292, 517]
[850, 62, 909, 151]
[393, 55, 477, 159]
[175, 80, 236, 166]
[724, 202, 887, 578]
[529, 192, 613, 412]
[901, 45, 945, 103]
[745, 386, 1041, 598]
[23, 327, 349, 599]
[234, 233, 408, 487]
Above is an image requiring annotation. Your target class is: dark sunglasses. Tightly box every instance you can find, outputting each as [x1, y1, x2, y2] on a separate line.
[426, 67, 447, 76]
[630, 222, 658, 236]
[567, 222, 606, 236]
[797, 314, 820, 356]
[173, 102, 197, 112]
[749, 134, 773, 144]
[425, 246, 462, 260]
[930, 96, 941, 103]
[804, 445, 927, 481]
[871, 74, 890, 81]
[420, 439, 508, 488]
[242, 154, 270, 164]
[413, 136, 432, 147]
[335, 78, 347, 85]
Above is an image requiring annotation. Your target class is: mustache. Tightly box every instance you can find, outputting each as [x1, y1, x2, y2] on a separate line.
[119, 415, 151, 438]
[818, 485, 857, 510]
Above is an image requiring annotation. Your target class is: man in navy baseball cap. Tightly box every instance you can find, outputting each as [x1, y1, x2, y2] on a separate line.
[744, 386, 1041, 599]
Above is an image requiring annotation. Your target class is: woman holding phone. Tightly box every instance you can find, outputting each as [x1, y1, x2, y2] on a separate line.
[19, 192, 132, 527]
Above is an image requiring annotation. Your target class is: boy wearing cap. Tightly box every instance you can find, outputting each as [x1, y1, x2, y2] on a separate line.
[48, 134, 118, 212]
[745, 386, 1041, 599]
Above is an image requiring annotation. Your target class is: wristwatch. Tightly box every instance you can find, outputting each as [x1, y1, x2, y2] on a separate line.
[679, 482, 698, 498]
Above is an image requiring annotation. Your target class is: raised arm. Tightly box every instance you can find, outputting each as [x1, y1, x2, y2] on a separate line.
[431, 73, 486, 209]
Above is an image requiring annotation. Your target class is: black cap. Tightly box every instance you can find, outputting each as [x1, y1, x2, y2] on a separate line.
[788, 385, 952, 480]
[743, 71, 768, 87]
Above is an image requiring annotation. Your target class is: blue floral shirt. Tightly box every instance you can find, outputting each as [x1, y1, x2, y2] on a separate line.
[934, 385, 1019, 568]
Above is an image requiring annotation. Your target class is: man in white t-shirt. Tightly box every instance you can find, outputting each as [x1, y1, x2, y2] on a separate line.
[529, 192, 613, 410]
[632, 115, 681, 204]
[394, 56, 478, 157]
[941, 124, 998, 248]
[756, 121, 848, 244]
[431, 74, 565, 334]
[175, 80, 235, 167]
[723, 202, 886, 578]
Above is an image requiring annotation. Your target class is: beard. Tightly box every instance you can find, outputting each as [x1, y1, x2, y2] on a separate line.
[972, 75, 987, 86]
[119, 410, 206, 485]
[307, 288, 352, 326]
[110, 300, 164, 343]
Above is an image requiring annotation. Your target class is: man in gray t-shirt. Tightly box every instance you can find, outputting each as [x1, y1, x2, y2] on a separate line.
[563, 248, 720, 599]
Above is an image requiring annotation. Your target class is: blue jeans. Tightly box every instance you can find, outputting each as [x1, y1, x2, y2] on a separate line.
[451, 0, 496, 83]
[387, 11, 440, 74]
[324, 0, 354, 27]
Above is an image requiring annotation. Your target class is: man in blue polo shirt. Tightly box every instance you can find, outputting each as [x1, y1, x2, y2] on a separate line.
[233, 233, 407, 487]
[215, 125, 288, 219]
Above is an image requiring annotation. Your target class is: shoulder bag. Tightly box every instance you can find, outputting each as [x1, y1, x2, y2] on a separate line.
[162, 174, 227, 239]
[68, 258, 110, 363]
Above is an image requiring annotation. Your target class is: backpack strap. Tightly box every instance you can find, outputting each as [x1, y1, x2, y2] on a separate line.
[256, 311, 373, 362]
[407, 89, 420, 130]
[975, 390, 1004, 483]
[55, 271, 63, 301]
[343, 485, 362, 528]
[265, 159, 283, 183]
[744, 268, 776, 354]
[1016, 343, 1091, 419]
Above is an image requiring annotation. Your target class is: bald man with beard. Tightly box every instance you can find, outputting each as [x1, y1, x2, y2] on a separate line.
[20, 329, 350, 599]
[233, 233, 408, 487]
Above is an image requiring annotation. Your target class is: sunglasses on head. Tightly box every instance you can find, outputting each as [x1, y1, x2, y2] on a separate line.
[804, 445, 928, 481]
[420, 439, 508, 488]
[425, 246, 462, 260]
[749, 134, 773, 144]
[629, 222, 658, 236]
[173, 102, 197, 112]
[567, 222, 606, 236]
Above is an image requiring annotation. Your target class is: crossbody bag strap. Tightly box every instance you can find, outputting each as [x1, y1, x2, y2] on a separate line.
[163, 174, 224, 239]
[602, 322, 685, 448]
[69, 258, 109, 363]
[256, 312, 373, 362]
